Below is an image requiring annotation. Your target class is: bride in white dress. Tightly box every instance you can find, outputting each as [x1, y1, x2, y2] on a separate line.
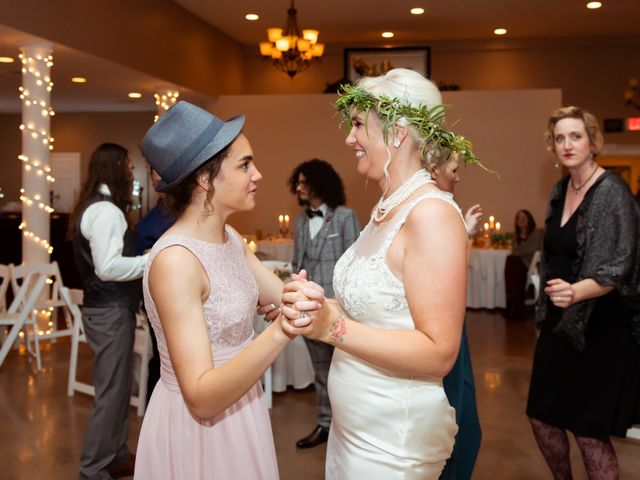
[281, 68, 481, 479]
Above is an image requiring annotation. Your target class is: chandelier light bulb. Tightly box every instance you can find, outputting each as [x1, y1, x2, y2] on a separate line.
[259, 1, 324, 78]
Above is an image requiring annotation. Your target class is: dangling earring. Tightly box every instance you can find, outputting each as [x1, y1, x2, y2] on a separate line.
[393, 137, 401, 149]
[554, 159, 560, 169]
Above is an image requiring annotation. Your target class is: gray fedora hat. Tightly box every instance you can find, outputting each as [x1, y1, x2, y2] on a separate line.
[140, 101, 244, 192]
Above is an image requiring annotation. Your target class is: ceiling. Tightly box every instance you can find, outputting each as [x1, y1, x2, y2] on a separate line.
[174, 0, 640, 45]
[0, 1, 639, 113]
[0, 25, 209, 113]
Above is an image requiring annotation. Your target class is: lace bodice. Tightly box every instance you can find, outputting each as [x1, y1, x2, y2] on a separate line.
[333, 190, 463, 326]
[143, 228, 258, 372]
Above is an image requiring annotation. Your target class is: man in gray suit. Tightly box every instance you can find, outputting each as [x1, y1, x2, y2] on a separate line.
[289, 159, 360, 448]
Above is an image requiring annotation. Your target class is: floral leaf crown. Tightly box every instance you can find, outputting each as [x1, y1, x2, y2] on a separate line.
[335, 83, 492, 172]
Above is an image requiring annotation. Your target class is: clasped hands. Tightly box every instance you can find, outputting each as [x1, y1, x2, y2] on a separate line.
[257, 270, 339, 342]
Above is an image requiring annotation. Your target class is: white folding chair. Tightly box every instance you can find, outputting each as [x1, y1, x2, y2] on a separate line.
[65, 286, 152, 416]
[0, 272, 47, 370]
[10, 261, 73, 341]
[130, 311, 153, 416]
[525, 250, 541, 306]
[64, 287, 92, 397]
[0, 264, 10, 313]
[628, 426, 640, 440]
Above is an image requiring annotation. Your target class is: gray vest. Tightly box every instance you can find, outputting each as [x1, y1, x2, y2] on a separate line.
[301, 231, 334, 297]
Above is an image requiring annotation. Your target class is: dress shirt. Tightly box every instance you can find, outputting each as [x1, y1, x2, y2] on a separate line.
[308, 203, 328, 239]
[80, 184, 148, 282]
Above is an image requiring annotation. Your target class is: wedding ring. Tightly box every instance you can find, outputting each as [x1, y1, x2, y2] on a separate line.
[299, 311, 309, 319]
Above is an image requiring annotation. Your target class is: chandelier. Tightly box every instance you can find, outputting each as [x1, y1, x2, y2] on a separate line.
[259, 1, 324, 78]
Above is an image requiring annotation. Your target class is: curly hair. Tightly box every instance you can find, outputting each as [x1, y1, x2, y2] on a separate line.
[68, 143, 133, 238]
[544, 106, 604, 157]
[288, 159, 346, 209]
[163, 144, 232, 216]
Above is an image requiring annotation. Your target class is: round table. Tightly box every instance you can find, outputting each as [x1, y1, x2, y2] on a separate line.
[466, 248, 510, 309]
[256, 238, 294, 262]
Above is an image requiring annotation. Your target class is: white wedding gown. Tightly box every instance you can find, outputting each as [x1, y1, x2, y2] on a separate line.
[328, 191, 461, 479]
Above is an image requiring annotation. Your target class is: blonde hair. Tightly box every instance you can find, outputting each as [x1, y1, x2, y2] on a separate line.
[544, 106, 604, 156]
[358, 68, 443, 156]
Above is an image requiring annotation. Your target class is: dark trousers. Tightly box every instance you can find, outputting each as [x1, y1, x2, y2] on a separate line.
[505, 255, 529, 319]
[80, 307, 135, 480]
[441, 324, 482, 480]
[303, 338, 334, 429]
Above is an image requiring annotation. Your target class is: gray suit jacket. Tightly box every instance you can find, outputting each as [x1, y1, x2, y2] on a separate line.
[292, 205, 360, 298]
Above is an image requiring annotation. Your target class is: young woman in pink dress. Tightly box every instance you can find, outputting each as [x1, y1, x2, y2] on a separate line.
[134, 101, 299, 479]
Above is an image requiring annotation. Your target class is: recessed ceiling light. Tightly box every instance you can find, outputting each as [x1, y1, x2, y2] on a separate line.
[0, 56, 15, 64]
[410, 7, 425, 15]
[586, 1, 602, 9]
[128, 92, 142, 99]
[381, 32, 395, 38]
[494, 28, 508, 35]
[71, 77, 87, 83]
[245, 13, 259, 21]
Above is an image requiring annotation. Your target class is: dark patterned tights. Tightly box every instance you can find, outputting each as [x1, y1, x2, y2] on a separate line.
[529, 418, 620, 480]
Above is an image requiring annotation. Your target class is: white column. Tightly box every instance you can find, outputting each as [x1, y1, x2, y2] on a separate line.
[154, 90, 179, 122]
[19, 43, 54, 264]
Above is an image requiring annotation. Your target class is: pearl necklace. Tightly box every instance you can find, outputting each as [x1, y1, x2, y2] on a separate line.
[374, 169, 433, 222]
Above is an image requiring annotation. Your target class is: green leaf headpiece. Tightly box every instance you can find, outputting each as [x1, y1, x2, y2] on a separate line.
[335, 83, 492, 172]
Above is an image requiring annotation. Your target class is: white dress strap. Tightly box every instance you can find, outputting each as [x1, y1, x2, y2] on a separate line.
[380, 190, 465, 256]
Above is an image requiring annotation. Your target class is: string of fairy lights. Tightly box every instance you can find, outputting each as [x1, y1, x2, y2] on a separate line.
[19, 50, 55, 255]
[154, 90, 179, 122]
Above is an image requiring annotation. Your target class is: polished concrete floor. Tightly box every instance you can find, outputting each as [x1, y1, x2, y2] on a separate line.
[1, 309, 638, 479]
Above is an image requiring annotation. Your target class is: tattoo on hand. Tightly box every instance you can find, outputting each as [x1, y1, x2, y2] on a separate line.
[330, 314, 347, 344]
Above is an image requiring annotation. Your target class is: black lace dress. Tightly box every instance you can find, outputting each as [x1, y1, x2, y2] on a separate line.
[526, 196, 640, 440]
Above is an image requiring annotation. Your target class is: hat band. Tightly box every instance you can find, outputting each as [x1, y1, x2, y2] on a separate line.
[162, 117, 222, 183]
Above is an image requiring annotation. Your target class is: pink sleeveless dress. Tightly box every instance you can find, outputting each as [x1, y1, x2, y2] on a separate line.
[135, 228, 279, 479]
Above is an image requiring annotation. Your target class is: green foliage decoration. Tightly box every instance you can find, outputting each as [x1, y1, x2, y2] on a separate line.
[335, 83, 495, 174]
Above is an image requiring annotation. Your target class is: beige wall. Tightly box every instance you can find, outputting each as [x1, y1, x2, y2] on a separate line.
[0, 111, 156, 213]
[245, 37, 640, 145]
[209, 89, 562, 237]
[0, 0, 245, 95]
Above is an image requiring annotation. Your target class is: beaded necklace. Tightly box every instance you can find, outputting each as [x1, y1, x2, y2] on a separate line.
[374, 169, 434, 222]
[570, 163, 599, 194]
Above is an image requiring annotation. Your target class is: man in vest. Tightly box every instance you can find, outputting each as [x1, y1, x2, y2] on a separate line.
[289, 159, 360, 448]
[70, 143, 148, 479]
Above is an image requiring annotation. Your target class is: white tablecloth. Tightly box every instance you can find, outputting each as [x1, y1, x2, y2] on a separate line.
[254, 257, 314, 393]
[466, 248, 510, 309]
[253, 316, 314, 392]
[256, 239, 294, 262]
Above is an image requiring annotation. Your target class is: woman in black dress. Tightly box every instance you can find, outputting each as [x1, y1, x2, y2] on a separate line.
[527, 106, 640, 479]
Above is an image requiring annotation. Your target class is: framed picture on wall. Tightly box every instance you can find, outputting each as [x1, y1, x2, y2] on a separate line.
[344, 47, 431, 84]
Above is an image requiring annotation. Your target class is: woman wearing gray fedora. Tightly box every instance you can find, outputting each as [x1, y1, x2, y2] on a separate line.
[134, 101, 305, 479]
